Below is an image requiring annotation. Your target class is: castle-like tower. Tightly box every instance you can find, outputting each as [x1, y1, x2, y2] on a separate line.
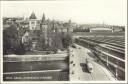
[40, 13, 48, 45]
[29, 12, 37, 30]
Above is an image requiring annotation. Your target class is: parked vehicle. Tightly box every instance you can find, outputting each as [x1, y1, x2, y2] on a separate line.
[87, 62, 93, 73]
[86, 58, 93, 73]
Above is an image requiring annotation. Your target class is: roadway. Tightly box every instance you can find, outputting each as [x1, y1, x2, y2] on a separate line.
[69, 44, 117, 81]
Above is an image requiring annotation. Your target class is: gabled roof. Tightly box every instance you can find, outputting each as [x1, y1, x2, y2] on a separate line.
[41, 13, 45, 22]
[29, 12, 37, 19]
[41, 13, 46, 25]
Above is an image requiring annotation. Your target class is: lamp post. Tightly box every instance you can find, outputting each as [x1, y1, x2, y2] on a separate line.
[115, 60, 118, 77]
[107, 55, 108, 66]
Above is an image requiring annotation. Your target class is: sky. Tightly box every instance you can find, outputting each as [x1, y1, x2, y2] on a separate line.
[1, 0, 127, 25]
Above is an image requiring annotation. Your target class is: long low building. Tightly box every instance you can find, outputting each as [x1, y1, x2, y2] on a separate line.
[90, 28, 113, 33]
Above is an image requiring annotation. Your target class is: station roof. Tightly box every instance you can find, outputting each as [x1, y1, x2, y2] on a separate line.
[98, 43, 125, 54]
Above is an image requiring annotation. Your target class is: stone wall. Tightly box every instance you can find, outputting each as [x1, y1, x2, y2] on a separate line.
[4, 54, 68, 62]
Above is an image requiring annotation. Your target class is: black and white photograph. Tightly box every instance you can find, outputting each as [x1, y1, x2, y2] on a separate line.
[0, 0, 127, 83]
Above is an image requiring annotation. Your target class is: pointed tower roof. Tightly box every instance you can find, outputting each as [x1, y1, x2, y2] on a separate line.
[29, 12, 37, 19]
[69, 19, 71, 24]
[41, 13, 46, 23]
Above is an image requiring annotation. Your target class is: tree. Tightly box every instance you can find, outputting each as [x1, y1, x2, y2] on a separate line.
[62, 33, 72, 49]
[3, 24, 25, 55]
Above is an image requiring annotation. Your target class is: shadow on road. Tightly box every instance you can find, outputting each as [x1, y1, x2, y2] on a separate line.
[80, 63, 89, 73]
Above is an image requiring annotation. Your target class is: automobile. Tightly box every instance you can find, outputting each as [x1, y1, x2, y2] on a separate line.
[86, 58, 93, 73]
[87, 62, 93, 73]
[73, 64, 75, 67]
[70, 61, 73, 64]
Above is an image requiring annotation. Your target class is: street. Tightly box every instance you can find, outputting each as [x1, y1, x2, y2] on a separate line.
[69, 44, 117, 81]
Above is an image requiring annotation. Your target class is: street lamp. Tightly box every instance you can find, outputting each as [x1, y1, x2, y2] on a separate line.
[115, 60, 118, 77]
